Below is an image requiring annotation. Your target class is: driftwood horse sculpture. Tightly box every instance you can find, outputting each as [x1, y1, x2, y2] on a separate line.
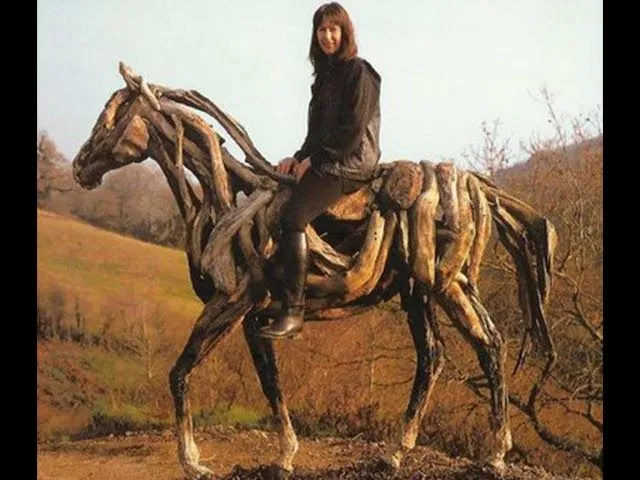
[72, 63, 557, 479]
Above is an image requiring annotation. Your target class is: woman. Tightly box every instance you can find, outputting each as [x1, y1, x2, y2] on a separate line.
[260, 2, 382, 339]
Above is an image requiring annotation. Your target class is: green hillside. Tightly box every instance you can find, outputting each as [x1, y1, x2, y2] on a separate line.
[37, 209, 202, 320]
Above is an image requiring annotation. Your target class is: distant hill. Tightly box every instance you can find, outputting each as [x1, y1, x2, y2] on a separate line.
[494, 134, 602, 183]
[37, 208, 202, 317]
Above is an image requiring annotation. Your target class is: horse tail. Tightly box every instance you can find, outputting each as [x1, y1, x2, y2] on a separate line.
[470, 172, 557, 378]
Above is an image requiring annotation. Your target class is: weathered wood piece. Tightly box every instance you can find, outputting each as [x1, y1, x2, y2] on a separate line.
[324, 184, 375, 221]
[436, 281, 490, 345]
[158, 87, 293, 185]
[435, 171, 476, 293]
[237, 221, 270, 306]
[310, 210, 386, 297]
[435, 162, 460, 232]
[144, 106, 271, 195]
[143, 108, 222, 196]
[343, 210, 398, 302]
[409, 161, 439, 288]
[475, 175, 557, 305]
[170, 114, 200, 219]
[119, 61, 162, 111]
[158, 98, 234, 214]
[306, 225, 353, 272]
[101, 88, 131, 131]
[201, 189, 274, 294]
[112, 113, 150, 162]
[466, 174, 492, 291]
[147, 127, 195, 224]
[379, 160, 424, 210]
[186, 195, 214, 270]
[397, 210, 410, 265]
[492, 201, 554, 355]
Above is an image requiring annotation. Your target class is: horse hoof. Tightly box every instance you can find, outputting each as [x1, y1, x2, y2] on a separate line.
[189, 465, 214, 480]
[268, 464, 293, 480]
[195, 474, 214, 480]
[375, 456, 401, 474]
[483, 455, 507, 474]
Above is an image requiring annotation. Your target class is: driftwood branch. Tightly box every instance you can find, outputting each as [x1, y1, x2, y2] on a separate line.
[307, 225, 353, 273]
[148, 124, 195, 223]
[325, 184, 375, 221]
[237, 220, 270, 306]
[435, 171, 476, 293]
[343, 210, 398, 302]
[409, 161, 439, 288]
[308, 210, 386, 298]
[158, 98, 234, 214]
[201, 189, 274, 277]
[466, 174, 491, 291]
[396, 210, 410, 265]
[156, 87, 294, 185]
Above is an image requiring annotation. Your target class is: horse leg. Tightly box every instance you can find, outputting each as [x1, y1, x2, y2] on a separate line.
[386, 282, 445, 469]
[169, 292, 253, 480]
[243, 317, 299, 476]
[467, 292, 512, 467]
[436, 282, 512, 470]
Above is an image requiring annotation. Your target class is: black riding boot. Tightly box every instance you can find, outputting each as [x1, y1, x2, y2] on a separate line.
[259, 231, 308, 339]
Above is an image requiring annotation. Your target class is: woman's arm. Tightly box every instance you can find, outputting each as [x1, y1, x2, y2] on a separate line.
[294, 100, 318, 161]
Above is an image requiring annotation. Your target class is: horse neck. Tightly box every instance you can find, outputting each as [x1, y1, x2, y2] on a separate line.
[146, 136, 243, 231]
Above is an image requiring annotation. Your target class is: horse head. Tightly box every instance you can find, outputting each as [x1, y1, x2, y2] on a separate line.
[72, 63, 162, 190]
[72, 87, 151, 189]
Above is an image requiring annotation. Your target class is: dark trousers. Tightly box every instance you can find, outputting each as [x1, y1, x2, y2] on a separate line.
[281, 168, 366, 233]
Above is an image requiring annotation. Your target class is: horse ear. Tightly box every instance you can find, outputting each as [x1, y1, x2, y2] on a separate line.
[112, 114, 149, 163]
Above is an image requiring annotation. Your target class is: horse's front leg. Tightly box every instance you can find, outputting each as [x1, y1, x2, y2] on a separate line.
[243, 317, 299, 477]
[169, 292, 253, 480]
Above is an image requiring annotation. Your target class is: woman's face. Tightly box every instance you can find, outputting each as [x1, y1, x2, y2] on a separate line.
[316, 19, 342, 56]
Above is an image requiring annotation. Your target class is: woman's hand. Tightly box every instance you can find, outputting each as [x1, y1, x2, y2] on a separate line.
[293, 157, 311, 183]
[276, 157, 299, 175]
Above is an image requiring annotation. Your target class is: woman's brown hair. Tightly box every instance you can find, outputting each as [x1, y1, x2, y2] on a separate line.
[309, 2, 358, 75]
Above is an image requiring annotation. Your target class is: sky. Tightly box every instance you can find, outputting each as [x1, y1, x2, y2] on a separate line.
[37, 0, 602, 167]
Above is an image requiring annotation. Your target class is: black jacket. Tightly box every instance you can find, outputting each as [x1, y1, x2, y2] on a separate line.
[293, 56, 382, 181]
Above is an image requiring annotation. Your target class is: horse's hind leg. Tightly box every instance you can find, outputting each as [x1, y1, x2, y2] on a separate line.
[386, 281, 445, 468]
[243, 317, 299, 475]
[436, 282, 512, 469]
[169, 293, 253, 480]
